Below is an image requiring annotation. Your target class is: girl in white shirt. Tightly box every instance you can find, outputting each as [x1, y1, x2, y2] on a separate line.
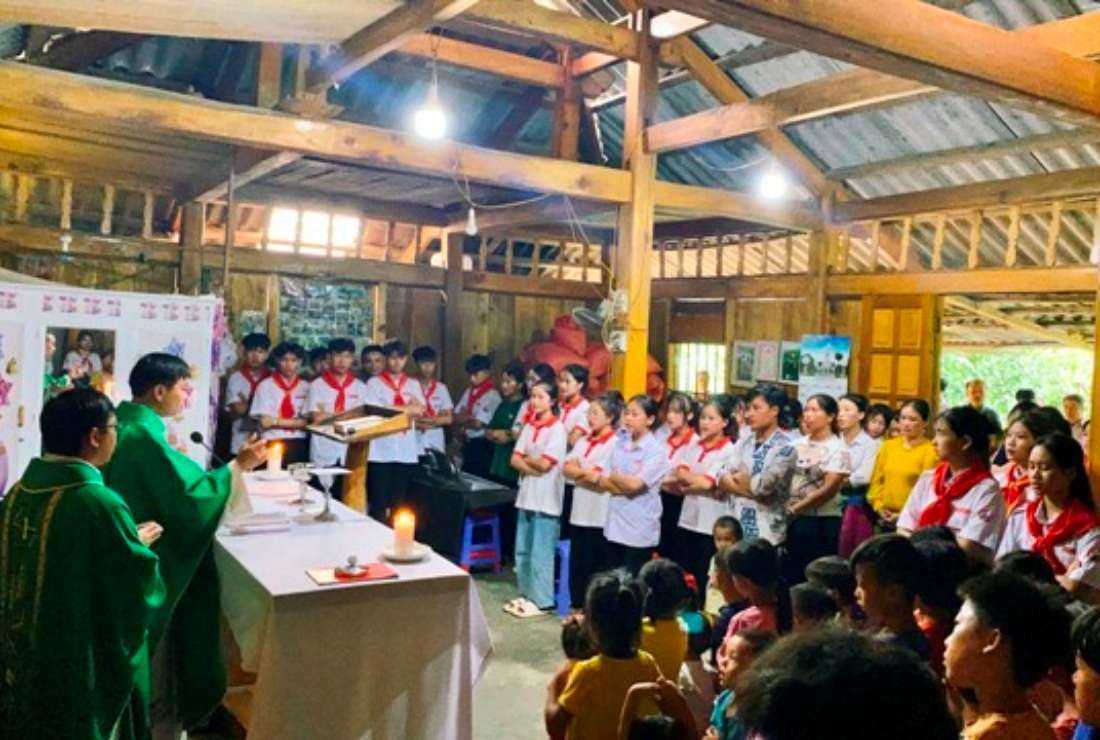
[837, 393, 882, 557]
[563, 392, 622, 609]
[673, 394, 740, 595]
[657, 392, 699, 563]
[507, 380, 567, 617]
[898, 406, 1005, 564]
[558, 363, 590, 543]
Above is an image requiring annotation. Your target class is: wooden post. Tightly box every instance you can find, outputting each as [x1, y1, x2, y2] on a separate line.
[610, 8, 657, 397]
[13, 175, 29, 223]
[968, 211, 982, 268]
[179, 202, 205, 295]
[808, 229, 834, 333]
[932, 214, 945, 269]
[551, 47, 581, 161]
[1091, 197, 1100, 497]
[1045, 201, 1062, 266]
[443, 232, 465, 393]
[59, 179, 73, 231]
[142, 190, 155, 239]
[256, 43, 283, 108]
[100, 184, 114, 236]
[1005, 206, 1020, 266]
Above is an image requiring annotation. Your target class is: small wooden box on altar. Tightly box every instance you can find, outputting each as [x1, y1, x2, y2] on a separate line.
[306, 404, 410, 513]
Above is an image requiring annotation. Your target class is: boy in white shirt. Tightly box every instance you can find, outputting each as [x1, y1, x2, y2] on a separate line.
[364, 340, 425, 522]
[359, 343, 384, 383]
[411, 345, 453, 455]
[306, 338, 367, 469]
[250, 341, 310, 463]
[454, 354, 501, 478]
[224, 332, 270, 455]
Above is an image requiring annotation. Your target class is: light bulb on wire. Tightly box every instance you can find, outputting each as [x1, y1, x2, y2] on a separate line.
[757, 169, 789, 200]
[465, 206, 478, 236]
[413, 81, 447, 140]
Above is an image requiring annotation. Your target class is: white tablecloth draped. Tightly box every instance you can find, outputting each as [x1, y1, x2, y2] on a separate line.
[215, 476, 493, 739]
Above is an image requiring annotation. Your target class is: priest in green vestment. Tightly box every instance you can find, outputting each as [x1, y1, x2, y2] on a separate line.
[103, 353, 266, 738]
[0, 387, 165, 740]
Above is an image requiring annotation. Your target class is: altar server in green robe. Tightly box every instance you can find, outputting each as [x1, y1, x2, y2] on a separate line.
[104, 353, 266, 739]
[0, 387, 165, 740]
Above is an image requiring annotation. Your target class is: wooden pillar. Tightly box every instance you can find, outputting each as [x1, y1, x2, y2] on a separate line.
[610, 9, 658, 397]
[808, 229, 835, 334]
[179, 202, 205, 295]
[551, 49, 581, 161]
[256, 43, 283, 108]
[443, 232, 465, 393]
[1090, 212, 1100, 496]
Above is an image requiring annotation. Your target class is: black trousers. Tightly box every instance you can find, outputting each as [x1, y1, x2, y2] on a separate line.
[461, 437, 493, 479]
[782, 515, 841, 586]
[560, 485, 574, 540]
[678, 529, 716, 602]
[569, 525, 608, 609]
[658, 491, 684, 561]
[605, 541, 652, 575]
[366, 461, 416, 523]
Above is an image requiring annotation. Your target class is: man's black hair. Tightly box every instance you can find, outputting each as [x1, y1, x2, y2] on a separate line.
[327, 338, 356, 355]
[411, 345, 438, 364]
[241, 332, 271, 351]
[129, 352, 191, 397]
[270, 341, 305, 362]
[465, 354, 491, 374]
[382, 340, 407, 357]
[41, 387, 115, 457]
[850, 534, 927, 603]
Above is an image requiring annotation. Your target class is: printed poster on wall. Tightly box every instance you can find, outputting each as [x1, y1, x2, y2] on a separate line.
[797, 334, 851, 403]
[754, 341, 779, 382]
[732, 341, 756, 386]
[780, 341, 802, 383]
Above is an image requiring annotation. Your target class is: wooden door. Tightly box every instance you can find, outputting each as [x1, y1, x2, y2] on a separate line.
[858, 294, 942, 414]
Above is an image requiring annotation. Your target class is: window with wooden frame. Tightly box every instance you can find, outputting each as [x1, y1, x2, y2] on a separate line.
[669, 343, 728, 397]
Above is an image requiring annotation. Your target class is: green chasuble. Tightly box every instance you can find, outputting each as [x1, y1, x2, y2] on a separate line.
[0, 457, 164, 740]
[103, 401, 233, 729]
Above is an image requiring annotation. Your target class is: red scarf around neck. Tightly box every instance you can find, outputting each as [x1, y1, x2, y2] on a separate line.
[464, 378, 494, 415]
[561, 395, 583, 417]
[1002, 462, 1031, 513]
[697, 435, 731, 463]
[1026, 496, 1098, 575]
[321, 370, 355, 413]
[529, 411, 558, 442]
[666, 427, 694, 460]
[583, 428, 615, 459]
[420, 379, 438, 417]
[241, 366, 269, 395]
[918, 461, 993, 528]
[379, 371, 408, 406]
[272, 373, 300, 418]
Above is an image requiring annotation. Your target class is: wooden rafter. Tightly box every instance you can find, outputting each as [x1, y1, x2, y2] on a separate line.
[944, 296, 1091, 350]
[307, 0, 481, 92]
[647, 0, 1100, 128]
[467, 0, 639, 60]
[30, 30, 147, 71]
[398, 34, 564, 88]
[187, 149, 301, 203]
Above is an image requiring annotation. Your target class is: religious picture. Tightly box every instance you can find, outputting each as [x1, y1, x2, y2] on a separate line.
[733, 341, 757, 386]
[754, 341, 780, 382]
[45, 327, 117, 401]
[798, 334, 851, 403]
[780, 340, 802, 383]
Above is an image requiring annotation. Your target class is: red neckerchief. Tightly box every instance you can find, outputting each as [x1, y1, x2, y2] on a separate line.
[1026, 497, 1099, 575]
[272, 373, 301, 418]
[420, 378, 439, 417]
[1002, 462, 1031, 513]
[321, 370, 355, 413]
[561, 395, 583, 419]
[696, 435, 732, 463]
[666, 427, 694, 460]
[582, 428, 615, 459]
[240, 366, 269, 395]
[464, 378, 494, 415]
[918, 461, 993, 528]
[520, 402, 537, 426]
[529, 411, 558, 443]
[378, 371, 408, 406]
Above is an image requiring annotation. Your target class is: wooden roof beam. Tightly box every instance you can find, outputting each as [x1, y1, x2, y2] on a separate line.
[186, 148, 301, 203]
[397, 34, 564, 88]
[307, 0, 481, 92]
[654, 180, 821, 232]
[648, 0, 1100, 128]
[468, 0, 639, 60]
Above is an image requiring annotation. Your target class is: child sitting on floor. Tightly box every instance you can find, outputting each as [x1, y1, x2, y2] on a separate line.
[791, 582, 838, 632]
[676, 609, 717, 732]
[851, 534, 930, 661]
[707, 629, 776, 740]
[805, 555, 863, 627]
[640, 558, 692, 681]
[546, 569, 661, 740]
[705, 516, 743, 617]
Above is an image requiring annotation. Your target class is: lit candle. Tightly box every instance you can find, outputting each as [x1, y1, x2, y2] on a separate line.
[267, 441, 284, 474]
[393, 509, 415, 558]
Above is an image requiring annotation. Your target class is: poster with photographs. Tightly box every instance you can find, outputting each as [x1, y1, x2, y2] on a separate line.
[732, 341, 757, 386]
[754, 341, 779, 382]
[797, 334, 851, 403]
[237, 310, 268, 338]
[278, 278, 374, 351]
[780, 341, 802, 383]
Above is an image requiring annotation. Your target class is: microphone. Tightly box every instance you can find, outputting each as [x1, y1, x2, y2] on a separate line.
[190, 431, 227, 467]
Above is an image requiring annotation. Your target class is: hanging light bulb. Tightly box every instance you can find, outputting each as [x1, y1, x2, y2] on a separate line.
[757, 169, 789, 200]
[465, 206, 478, 236]
[413, 45, 447, 141]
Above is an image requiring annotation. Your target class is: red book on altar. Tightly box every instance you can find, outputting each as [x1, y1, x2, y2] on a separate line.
[306, 562, 398, 586]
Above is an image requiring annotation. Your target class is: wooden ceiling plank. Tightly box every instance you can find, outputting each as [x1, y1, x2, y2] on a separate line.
[468, 0, 639, 59]
[398, 34, 564, 88]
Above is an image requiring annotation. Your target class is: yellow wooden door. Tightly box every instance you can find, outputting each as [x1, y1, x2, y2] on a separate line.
[858, 294, 942, 413]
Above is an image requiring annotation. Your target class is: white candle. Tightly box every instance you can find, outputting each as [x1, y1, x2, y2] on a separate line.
[393, 509, 415, 558]
[267, 442, 284, 474]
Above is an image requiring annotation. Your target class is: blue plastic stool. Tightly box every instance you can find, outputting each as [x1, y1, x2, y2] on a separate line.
[554, 539, 572, 616]
[459, 509, 501, 573]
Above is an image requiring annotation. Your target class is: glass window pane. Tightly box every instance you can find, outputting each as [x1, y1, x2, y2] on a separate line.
[300, 210, 330, 246]
[332, 215, 360, 248]
[267, 242, 294, 253]
[268, 207, 298, 243]
[299, 245, 327, 257]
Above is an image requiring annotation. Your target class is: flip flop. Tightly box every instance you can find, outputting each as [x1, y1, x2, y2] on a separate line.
[502, 598, 524, 617]
[514, 598, 547, 619]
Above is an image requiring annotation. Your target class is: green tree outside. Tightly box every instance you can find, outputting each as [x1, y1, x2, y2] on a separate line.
[940, 348, 1093, 420]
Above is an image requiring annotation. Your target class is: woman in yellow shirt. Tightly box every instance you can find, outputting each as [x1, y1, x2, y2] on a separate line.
[866, 399, 939, 527]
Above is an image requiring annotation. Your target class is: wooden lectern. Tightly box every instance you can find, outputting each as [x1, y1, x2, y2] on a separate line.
[306, 403, 411, 513]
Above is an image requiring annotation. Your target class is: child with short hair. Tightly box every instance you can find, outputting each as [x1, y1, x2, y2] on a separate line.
[709, 629, 776, 740]
[561, 613, 597, 663]
[640, 558, 692, 681]
[946, 571, 1069, 739]
[805, 555, 862, 627]
[225, 332, 270, 455]
[307, 346, 329, 379]
[306, 338, 367, 469]
[564, 393, 622, 608]
[676, 608, 717, 731]
[545, 569, 661, 740]
[913, 537, 970, 678]
[507, 379, 567, 617]
[250, 340, 310, 463]
[363, 340, 426, 522]
[850, 534, 930, 661]
[359, 343, 384, 382]
[705, 516, 743, 617]
[411, 345, 453, 455]
[791, 582, 839, 631]
[596, 395, 671, 574]
[455, 354, 501, 478]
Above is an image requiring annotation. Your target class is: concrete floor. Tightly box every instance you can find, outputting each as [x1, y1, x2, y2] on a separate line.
[471, 570, 563, 739]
